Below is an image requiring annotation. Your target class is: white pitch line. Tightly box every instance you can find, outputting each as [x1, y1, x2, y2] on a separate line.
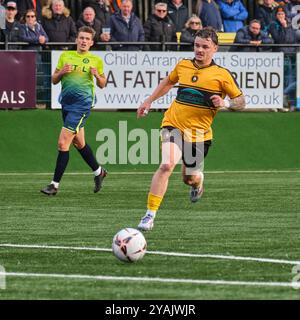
[0, 272, 298, 288]
[1, 243, 299, 266]
[0, 170, 300, 176]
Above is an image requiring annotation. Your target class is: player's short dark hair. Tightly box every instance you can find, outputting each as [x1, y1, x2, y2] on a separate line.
[194, 27, 218, 45]
[77, 26, 96, 40]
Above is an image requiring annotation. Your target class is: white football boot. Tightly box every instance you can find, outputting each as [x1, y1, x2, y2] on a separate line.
[138, 213, 155, 231]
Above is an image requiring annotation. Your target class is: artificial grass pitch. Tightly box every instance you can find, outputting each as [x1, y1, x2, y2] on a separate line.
[0, 171, 299, 299]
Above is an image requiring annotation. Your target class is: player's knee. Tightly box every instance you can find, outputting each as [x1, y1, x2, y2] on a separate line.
[72, 141, 79, 149]
[159, 163, 175, 174]
[58, 140, 70, 151]
[72, 140, 84, 150]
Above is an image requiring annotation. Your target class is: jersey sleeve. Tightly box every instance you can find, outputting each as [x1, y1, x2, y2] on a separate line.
[56, 52, 66, 71]
[97, 57, 104, 76]
[222, 69, 243, 99]
[168, 62, 180, 84]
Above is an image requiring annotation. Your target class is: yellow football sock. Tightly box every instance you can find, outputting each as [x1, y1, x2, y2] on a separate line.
[147, 193, 163, 211]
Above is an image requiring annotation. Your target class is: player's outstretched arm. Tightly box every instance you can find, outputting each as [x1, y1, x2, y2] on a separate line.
[137, 76, 175, 118]
[210, 94, 246, 111]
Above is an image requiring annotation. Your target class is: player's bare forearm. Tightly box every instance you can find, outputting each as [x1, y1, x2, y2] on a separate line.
[227, 95, 246, 111]
[146, 76, 175, 103]
[210, 94, 246, 111]
[52, 70, 63, 85]
[96, 75, 107, 89]
[137, 76, 175, 118]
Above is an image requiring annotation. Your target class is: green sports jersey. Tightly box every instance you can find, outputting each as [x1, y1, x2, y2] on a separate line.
[56, 50, 104, 110]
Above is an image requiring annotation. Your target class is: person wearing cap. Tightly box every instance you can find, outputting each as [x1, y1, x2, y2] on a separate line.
[0, 1, 21, 47]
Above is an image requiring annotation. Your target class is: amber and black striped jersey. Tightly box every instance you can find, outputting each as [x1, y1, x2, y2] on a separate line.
[162, 58, 243, 142]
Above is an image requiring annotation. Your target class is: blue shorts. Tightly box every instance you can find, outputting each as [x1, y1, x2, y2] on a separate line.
[62, 109, 91, 134]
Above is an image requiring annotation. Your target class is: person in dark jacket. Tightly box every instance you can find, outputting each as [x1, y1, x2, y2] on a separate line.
[18, 7, 49, 96]
[216, 0, 248, 32]
[0, 1, 21, 46]
[41, 0, 77, 46]
[269, 6, 297, 107]
[77, 6, 111, 49]
[143, 2, 176, 51]
[76, 7, 102, 43]
[167, 0, 188, 32]
[180, 14, 202, 51]
[194, 0, 223, 31]
[255, 0, 279, 32]
[19, 8, 48, 50]
[269, 5, 297, 53]
[232, 19, 273, 51]
[109, 0, 144, 51]
[82, 0, 112, 27]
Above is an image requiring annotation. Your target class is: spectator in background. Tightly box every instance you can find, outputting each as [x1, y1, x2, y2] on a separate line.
[42, 0, 76, 45]
[0, 1, 21, 45]
[143, 2, 175, 51]
[216, 0, 248, 32]
[109, 0, 144, 51]
[77, 6, 111, 48]
[18, 7, 49, 99]
[275, 0, 293, 18]
[269, 5, 297, 51]
[256, 0, 293, 18]
[232, 19, 273, 51]
[82, 0, 112, 26]
[17, 0, 44, 23]
[76, 7, 103, 44]
[269, 6, 297, 108]
[180, 14, 202, 50]
[19, 8, 48, 50]
[109, 0, 137, 13]
[255, 0, 279, 32]
[167, 0, 188, 32]
[194, 0, 223, 31]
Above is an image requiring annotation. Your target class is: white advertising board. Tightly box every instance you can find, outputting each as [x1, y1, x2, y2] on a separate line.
[52, 51, 284, 109]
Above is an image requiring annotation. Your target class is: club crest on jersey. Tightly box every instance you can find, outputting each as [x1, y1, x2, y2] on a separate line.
[83, 58, 90, 64]
[191, 75, 198, 82]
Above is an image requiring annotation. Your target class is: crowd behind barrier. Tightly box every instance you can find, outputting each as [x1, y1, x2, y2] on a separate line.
[0, 0, 300, 110]
[0, 41, 298, 110]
